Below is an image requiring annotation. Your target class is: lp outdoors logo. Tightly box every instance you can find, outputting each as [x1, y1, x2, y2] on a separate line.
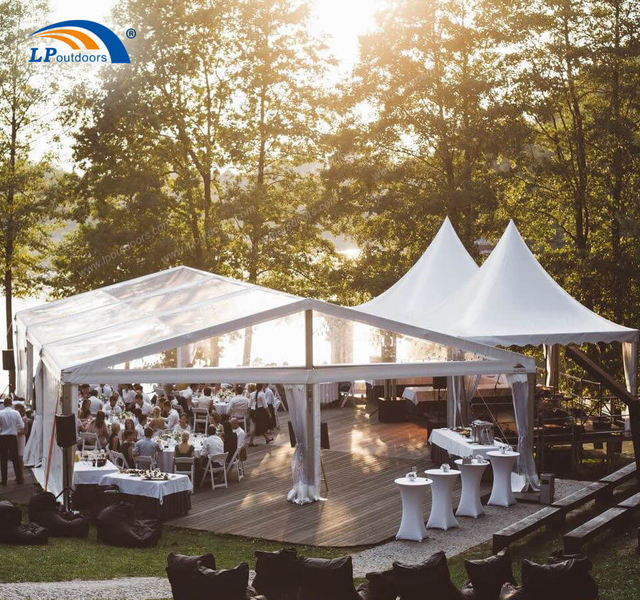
[29, 20, 131, 64]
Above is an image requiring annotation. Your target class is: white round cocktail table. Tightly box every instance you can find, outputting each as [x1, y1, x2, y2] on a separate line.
[454, 459, 488, 518]
[487, 450, 520, 507]
[394, 477, 432, 542]
[424, 468, 461, 530]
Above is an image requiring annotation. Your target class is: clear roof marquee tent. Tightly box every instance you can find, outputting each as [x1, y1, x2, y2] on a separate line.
[15, 266, 535, 498]
[357, 216, 479, 324]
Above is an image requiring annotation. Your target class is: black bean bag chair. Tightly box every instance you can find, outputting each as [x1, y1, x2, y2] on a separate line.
[193, 561, 265, 600]
[28, 492, 89, 538]
[97, 502, 161, 548]
[0, 500, 49, 545]
[460, 548, 516, 600]
[167, 552, 217, 600]
[392, 551, 464, 600]
[359, 568, 398, 600]
[252, 547, 299, 600]
[297, 555, 362, 600]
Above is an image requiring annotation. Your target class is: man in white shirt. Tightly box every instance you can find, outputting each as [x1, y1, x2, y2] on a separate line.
[228, 385, 249, 419]
[89, 390, 103, 415]
[199, 425, 224, 466]
[180, 384, 195, 407]
[230, 418, 246, 448]
[164, 401, 180, 430]
[95, 383, 113, 397]
[122, 385, 137, 408]
[0, 398, 25, 485]
[135, 415, 147, 440]
[104, 395, 123, 417]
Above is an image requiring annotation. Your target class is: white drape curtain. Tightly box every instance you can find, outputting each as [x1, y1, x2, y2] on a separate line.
[507, 374, 540, 491]
[623, 341, 638, 396]
[544, 344, 560, 390]
[23, 362, 44, 467]
[41, 366, 63, 497]
[447, 374, 481, 428]
[285, 384, 320, 505]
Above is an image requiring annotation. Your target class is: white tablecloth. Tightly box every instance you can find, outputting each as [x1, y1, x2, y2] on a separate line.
[317, 383, 339, 404]
[73, 460, 119, 487]
[402, 386, 439, 405]
[213, 401, 228, 415]
[99, 472, 193, 504]
[428, 428, 500, 460]
[157, 436, 204, 473]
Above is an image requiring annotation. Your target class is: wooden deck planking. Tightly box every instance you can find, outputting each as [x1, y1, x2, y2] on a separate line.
[171, 406, 489, 546]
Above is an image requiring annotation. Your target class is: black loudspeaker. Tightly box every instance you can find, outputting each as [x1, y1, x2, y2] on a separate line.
[2, 350, 15, 371]
[55, 414, 77, 448]
[433, 376, 447, 390]
[287, 421, 330, 450]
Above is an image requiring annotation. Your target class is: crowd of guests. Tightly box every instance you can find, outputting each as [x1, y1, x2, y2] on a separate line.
[75, 382, 282, 486]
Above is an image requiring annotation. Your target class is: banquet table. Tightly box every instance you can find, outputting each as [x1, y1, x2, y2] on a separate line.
[71, 460, 120, 510]
[317, 382, 339, 405]
[425, 468, 461, 530]
[454, 459, 488, 518]
[402, 386, 438, 405]
[428, 428, 500, 465]
[99, 472, 192, 520]
[394, 476, 431, 542]
[156, 435, 205, 473]
[487, 450, 519, 508]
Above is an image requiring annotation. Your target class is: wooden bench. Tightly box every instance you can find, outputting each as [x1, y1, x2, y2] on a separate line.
[552, 481, 610, 517]
[493, 506, 563, 553]
[563, 507, 628, 554]
[617, 491, 640, 510]
[594, 462, 637, 505]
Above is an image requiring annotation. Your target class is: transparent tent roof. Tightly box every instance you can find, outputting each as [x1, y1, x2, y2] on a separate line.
[16, 266, 535, 384]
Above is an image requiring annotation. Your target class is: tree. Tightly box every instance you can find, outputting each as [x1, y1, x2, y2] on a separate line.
[324, 0, 523, 303]
[0, 0, 59, 391]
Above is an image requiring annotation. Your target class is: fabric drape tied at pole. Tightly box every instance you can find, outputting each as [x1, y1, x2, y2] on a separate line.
[507, 374, 539, 491]
[284, 385, 320, 505]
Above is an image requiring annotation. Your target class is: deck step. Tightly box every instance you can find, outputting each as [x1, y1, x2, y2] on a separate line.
[618, 491, 640, 510]
[493, 506, 563, 553]
[563, 507, 628, 555]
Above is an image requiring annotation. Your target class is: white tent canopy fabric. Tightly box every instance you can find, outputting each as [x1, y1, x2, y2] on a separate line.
[15, 266, 535, 498]
[358, 216, 478, 324]
[423, 221, 638, 347]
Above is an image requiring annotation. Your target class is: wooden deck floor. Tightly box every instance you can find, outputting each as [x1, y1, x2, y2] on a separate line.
[171, 405, 489, 546]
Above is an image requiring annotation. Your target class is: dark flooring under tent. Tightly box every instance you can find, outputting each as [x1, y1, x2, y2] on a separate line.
[170, 404, 490, 546]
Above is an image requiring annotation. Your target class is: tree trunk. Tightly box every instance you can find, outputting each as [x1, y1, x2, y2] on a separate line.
[4, 104, 17, 392]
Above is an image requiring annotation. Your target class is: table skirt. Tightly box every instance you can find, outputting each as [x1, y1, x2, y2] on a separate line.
[119, 490, 191, 520]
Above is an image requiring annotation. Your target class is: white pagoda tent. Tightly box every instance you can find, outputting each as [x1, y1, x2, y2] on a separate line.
[14, 266, 534, 501]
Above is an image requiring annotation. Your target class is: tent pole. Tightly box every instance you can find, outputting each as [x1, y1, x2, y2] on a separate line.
[304, 310, 317, 498]
[527, 372, 536, 462]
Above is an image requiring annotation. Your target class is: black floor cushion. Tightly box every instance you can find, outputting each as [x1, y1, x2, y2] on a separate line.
[498, 583, 530, 600]
[28, 492, 90, 538]
[253, 547, 299, 600]
[3, 522, 49, 545]
[193, 561, 250, 600]
[392, 551, 462, 600]
[364, 568, 398, 600]
[521, 558, 598, 600]
[297, 555, 361, 600]
[97, 502, 161, 548]
[166, 552, 217, 600]
[463, 548, 516, 600]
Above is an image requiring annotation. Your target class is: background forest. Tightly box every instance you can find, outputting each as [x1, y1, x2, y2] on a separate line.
[1, 0, 639, 383]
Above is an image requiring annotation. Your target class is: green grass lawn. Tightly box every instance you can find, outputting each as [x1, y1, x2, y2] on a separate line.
[2, 489, 639, 600]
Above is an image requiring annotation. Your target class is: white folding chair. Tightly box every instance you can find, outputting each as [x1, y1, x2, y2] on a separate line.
[111, 450, 127, 468]
[173, 457, 195, 487]
[79, 432, 99, 452]
[193, 408, 209, 434]
[134, 455, 156, 470]
[340, 381, 356, 408]
[230, 408, 249, 432]
[200, 452, 228, 490]
[225, 446, 245, 482]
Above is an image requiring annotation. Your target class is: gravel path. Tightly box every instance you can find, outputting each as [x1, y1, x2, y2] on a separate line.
[0, 479, 585, 599]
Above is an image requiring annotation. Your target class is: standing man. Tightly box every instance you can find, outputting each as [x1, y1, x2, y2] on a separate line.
[0, 398, 25, 485]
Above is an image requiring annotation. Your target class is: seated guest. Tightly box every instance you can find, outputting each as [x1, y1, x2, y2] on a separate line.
[230, 418, 246, 448]
[141, 396, 154, 416]
[228, 384, 249, 420]
[133, 384, 151, 404]
[123, 418, 137, 442]
[104, 394, 122, 417]
[96, 383, 113, 397]
[121, 384, 137, 408]
[120, 430, 136, 468]
[222, 421, 237, 464]
[88, 390, 103, 415]
[88, 410, 109, 448]
[210, 410, 224, 436]
[133, 427, 162, 459]
[175, 432, 194, 460]
[199, 425, 224, 468]
[78, 399, 92, 430]
[197, 386, 213, 411]
[164, 400, 180, 430]
[109, 423, 121, 452]
[180, 384, 195, 407]
[135, 414, 147, 439]
[173, 414, 191, 434]
[149, 406, 165, 431]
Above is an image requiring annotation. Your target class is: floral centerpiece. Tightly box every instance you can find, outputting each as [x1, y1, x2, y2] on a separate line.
[140, 469, 170, 481]
[218, 388, 234, 401]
